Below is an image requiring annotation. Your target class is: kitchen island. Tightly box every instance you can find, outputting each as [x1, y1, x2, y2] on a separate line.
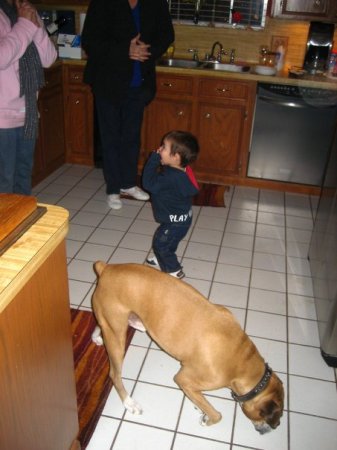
[0, 203, 79, 450]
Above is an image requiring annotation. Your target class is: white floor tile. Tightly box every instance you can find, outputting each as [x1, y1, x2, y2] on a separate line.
[289, 375, 337, 419]
[178, 396, 235, 443]
[123, 382, 184, 429]
[288, 293, 317, 320]
[251, 269, 286, 292]
[257, 211, 285, 226]
[71, 211, 105, 227]
[252, 252, 286, 273]
[86, 416, 119, 450]
[184, 241, 219, 262]
[289, 412, 337, 450]
[251, 337, 288, 373]
[248, 288, 286, 315]
[194, 214, 227, 231]
[67, 223, 95, 242]
[222, 232, 254, 250]
[173, 433, 230, 450]
[88, 228, 125, 247]
[256, 223, 285, 240]
[67, 259, 97, 283]
[76, 242, 115, 262]
[138, 348, 181, 388]
[209, 282, 248, 309]
[218, 247, 252, 267]
[112, 421, 174, 450]
[99, 215, 134, 231]
[289, 343, 335, 381]
[287, 256, 312, 276]
[225, 219, 256, 235]
[246, 311, 287, 341]
[118, 232, 153, 251]
[122, 345, 148, 380]
[68, 279, 92, 306]
[182, 258, 216, 281]
[190, 228, 224, 246]
[108, 248, 147, 264]
[233, 408, 288, 450]
[254, 236, 286, 255]
[287, 274, 314, 297]
[102, 379, 136, 419]
[214, 263, 250, 287]
[288, 317, 320, 346]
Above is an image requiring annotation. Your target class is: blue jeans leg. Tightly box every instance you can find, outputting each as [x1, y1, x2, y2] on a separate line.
[153, 223, 190, 273]
[0, 127, 35, 195]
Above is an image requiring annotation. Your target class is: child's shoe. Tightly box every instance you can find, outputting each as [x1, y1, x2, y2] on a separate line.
[146, 255, 160, 268]
[169, 269, 185, 279]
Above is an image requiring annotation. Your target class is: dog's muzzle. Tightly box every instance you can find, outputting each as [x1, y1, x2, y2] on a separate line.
[254, 422, 273, 434]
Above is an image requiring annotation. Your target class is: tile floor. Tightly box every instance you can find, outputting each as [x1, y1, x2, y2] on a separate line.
[33, 164, 337, 450]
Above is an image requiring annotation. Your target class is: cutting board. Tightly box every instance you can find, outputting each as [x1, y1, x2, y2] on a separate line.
[0, 194, 46, 255]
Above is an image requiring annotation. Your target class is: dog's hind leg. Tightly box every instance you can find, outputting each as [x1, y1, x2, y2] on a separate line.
[100, 321, 143, 415]
[174, 368, 222, 426]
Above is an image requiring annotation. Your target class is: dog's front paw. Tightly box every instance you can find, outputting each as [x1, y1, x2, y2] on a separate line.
[123, 395, 143, 415]
[200, 412, 222, 426]
[91, 326, 103, 346]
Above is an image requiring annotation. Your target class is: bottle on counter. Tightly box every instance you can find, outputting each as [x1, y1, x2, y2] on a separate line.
[275, 45, 285, 71]
[46, 16, 67, 36]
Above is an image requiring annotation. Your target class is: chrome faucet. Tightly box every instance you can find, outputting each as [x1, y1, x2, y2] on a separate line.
[188, 48, 199, 61]
[210, 41, 225, 62]
[229, 48, 236, 64]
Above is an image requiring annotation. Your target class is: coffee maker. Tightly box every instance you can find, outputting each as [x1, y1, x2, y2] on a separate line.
[303, 21, 335, 74]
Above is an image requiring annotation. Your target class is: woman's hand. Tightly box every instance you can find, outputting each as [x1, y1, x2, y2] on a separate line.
[129, 33, 151, 62]
[16, 0, 40, 27]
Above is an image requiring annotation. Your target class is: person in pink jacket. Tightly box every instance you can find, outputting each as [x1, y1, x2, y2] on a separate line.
[0, 0, 57, 195]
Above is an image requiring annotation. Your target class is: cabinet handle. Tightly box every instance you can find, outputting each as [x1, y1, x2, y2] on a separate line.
[71, 74, 80, 81]
[162, 82, 173, 87]
[216, 87, 231, 93]
[75, 100, 80, 105]
[205, 113, 211, 119]
[177, 110, 184, 116]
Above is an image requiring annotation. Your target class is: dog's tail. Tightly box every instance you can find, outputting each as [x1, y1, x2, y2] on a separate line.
[94, 260, 107, 277]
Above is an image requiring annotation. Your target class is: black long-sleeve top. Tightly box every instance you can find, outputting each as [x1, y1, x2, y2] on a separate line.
[81, 0, 174, 102]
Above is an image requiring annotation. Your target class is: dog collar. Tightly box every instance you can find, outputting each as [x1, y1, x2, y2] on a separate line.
[231, 363, 273, 403]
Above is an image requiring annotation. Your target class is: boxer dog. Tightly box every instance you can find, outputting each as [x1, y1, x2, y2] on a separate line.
[92, 261, 284, 434]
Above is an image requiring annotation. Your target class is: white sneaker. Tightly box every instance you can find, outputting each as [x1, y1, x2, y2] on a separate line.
[146, 255, 160, 268]
[169, 269, 185, 279]
[107, 194, 122, 210]
[120, 186, 149, 201]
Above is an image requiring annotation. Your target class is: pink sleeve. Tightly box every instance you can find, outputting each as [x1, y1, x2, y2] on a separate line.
[32, 21, 57, 68]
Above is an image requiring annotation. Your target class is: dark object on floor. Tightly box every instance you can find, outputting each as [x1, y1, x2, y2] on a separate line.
[193, 182, 228, 207]
[71, 309, 134, 449]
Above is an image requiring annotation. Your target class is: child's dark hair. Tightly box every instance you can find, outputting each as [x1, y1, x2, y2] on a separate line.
[162, 130, 199, 167]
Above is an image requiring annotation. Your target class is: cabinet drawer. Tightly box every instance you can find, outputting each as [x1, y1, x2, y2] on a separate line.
[157, 75, 193, 95]
[198, 78, 249, 100]
[67, 67, 84, 84]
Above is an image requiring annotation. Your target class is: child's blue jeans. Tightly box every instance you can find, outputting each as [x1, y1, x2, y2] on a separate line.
[153, 221, 191, 273]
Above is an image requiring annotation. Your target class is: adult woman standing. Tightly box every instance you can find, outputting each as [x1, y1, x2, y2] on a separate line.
[82, 0, 174, 210]
[0, 0, 57, 195]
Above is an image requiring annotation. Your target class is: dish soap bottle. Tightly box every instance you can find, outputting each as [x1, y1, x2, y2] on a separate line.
[276, 45, 285, 71]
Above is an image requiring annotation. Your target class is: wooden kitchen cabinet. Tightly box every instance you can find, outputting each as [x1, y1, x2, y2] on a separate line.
[63, 64, 94, 165]
[142, 72, 256, 185]
[33, 64, 65, 186]
[193, 78, 255, 182]
[141, 74, 194, 164]
[272, 0, 337, 21]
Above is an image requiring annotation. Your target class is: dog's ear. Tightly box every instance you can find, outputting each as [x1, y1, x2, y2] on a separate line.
[94, 260, 107, 277]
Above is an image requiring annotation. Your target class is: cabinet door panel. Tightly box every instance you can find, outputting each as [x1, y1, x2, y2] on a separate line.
[39, 86, 65, 168]
[193, 101, 245, 178]
[66, 87, 93, 164]
[144, 98, 193, 153]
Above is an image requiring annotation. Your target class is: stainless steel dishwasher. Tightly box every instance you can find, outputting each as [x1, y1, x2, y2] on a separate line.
[247, 83, 337, 186]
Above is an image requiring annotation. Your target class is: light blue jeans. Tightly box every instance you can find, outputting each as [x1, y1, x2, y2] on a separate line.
[0, 127, 35, 195]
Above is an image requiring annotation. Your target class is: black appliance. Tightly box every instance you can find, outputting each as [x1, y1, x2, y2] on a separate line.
[247, 83, 337, 186]
[303, 21, 335, 74]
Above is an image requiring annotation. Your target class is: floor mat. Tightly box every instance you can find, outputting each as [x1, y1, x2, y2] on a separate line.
[71, 309, 135, 449]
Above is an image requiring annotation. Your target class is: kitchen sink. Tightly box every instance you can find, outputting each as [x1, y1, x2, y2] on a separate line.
[202, 62, 251, 73]
[156, 58, 203, 69]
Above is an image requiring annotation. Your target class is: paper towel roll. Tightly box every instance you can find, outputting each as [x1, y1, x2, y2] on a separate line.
[79, 13, 86, 34]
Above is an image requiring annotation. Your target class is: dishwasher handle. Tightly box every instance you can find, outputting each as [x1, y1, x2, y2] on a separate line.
[259, 95, 337, 109]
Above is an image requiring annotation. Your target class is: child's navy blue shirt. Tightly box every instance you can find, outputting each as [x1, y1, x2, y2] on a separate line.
[143, 152, 199, 224]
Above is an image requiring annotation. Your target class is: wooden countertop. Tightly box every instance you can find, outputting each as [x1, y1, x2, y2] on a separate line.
[0, 204, 69, 313]
[60, 57, 337, 90]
